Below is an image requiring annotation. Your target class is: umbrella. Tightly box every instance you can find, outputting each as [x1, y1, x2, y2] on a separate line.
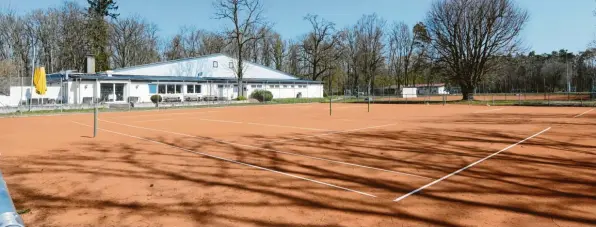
[34, 67, 47, 95]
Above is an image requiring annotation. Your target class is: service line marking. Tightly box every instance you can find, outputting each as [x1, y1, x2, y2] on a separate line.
[134, 116, 330, 132]
[393, 127, 551, 202]
[264, 123, 399, 145]
[100, 119, 430, 179]
[116, 110, 220, 118]
[573, 108, 594, 118]
[71, 121, 377, 198]
[473, 108, 505, 114]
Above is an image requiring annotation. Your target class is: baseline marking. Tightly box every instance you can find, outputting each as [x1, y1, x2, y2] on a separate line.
[573, 108, 594, 118]
[100, 119, 430, 179]
[473, 108, 505, 114]
[394, 127, 551, 202]
[71, 121, 377, 198]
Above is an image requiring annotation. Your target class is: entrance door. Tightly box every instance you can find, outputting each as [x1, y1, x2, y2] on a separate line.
[218, 85, 224, 98]
[100, 83, 114, 102]
[115, 83, 125, 101]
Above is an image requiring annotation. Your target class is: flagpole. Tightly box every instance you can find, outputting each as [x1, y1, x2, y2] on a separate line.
[29, 44, 35, 112]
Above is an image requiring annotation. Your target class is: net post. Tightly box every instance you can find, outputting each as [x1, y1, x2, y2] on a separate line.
[328, 74, 332, 116]
[367, 80, 371, 112]
[93, 78, 98, 138]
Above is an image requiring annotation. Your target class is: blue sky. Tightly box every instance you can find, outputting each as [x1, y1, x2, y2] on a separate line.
[4, 0, 595, 54]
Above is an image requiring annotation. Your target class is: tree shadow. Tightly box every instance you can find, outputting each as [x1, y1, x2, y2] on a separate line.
[2, 112, 595, 226]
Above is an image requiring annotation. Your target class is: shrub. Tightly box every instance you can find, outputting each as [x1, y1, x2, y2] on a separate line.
[150, 94, 162, 104]
[236, 95, 247, 101]
[250, 90, 273, 102]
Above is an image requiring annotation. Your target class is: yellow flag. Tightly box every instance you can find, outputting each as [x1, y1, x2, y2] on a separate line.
[33, 67, 47, 95]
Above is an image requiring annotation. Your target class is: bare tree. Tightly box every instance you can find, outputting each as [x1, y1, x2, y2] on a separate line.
[110, 16, 160, 68]
[58, 1, 89, 72]
[388, 22, 410, 94]
[301, 14, 339, 81]
[214, 0, 268, 97]
[338, 27, 361, 92]
[200, 32, 228, 55]
[425, 0, 529, 100]
[285, 40, 301, 76]
[355, 14, 386, 93]
[164, 35, 185, 60]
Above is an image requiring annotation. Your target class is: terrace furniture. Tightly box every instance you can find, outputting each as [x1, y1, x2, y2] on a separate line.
[184, 95, 201, 102]
[163, 96, 181, 102]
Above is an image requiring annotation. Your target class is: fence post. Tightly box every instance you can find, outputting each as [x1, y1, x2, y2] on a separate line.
[306, 81, 309, 103]
[128, 79, 132, 111]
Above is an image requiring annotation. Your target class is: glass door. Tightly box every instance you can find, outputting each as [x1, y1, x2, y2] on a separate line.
[100, 83, 114, 102]
[115, 83, 125, 101]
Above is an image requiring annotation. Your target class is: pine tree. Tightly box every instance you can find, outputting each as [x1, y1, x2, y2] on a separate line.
[87, 0, 118, 72]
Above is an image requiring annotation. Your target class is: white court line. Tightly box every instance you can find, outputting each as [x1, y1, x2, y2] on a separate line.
[71, 121, 376, 198]
[245, 122, 328, 131]
[134, 118, 177, 123]
[573, 108, 594, 118]
[473, 108, 505, 114]
[134, 116, 330, 131]
[265, 123, 399, 145]
[334, 106, 366, 110]
[115, 110, 220, 118]
[393, 127, 551, 202]
[100, 119, 431, 179]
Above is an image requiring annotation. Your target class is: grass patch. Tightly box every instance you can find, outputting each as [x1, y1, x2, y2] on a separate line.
[17, 208, 31, 215]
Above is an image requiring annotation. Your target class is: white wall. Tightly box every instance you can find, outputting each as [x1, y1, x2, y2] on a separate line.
[2, 86, 64, 106]
[244, 83, 323, 99]
[402, 88, 417, 98]
[111, 54, 296, 80]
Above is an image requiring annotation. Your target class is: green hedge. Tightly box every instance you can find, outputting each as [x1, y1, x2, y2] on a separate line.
[250, 90, 273, 102]
[150, 95, 162, 103]
[236, 95, 247, 101]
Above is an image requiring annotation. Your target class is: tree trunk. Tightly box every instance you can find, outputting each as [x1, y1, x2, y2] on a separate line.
[461, 83, 475, 101]
[238, 79, 244, 97]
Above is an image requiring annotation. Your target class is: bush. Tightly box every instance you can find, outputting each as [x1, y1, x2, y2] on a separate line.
[150, 94, 162, 104]
[250, 90, 273, 102]
[236, 95, 247, 101]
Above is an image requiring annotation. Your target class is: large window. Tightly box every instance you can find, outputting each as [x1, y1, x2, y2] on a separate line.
[158, 84, 182, 94]
[187, 84, 202, 94]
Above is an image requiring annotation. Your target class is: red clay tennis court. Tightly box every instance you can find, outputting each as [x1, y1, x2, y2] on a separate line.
[0, 103, 594, 226]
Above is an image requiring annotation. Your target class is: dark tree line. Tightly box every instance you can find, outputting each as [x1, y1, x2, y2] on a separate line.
[1, 0, 595, 98]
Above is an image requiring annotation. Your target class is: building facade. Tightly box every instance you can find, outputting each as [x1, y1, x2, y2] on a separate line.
[0, 54, 323, 106]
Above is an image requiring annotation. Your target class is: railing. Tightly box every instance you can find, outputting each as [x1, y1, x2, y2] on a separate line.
[0, 171, 25, 227]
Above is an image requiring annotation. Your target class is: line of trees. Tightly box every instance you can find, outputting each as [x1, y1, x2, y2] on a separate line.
[1, 0, 595, 98]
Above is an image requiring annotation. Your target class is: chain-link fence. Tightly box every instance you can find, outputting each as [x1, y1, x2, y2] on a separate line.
[336, 81, 596, 107]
